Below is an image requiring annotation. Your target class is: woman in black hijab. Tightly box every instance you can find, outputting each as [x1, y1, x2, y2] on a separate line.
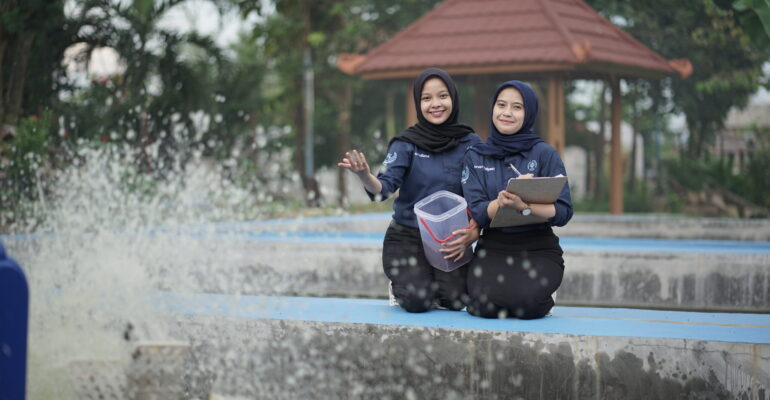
[338, 68, 481, 312]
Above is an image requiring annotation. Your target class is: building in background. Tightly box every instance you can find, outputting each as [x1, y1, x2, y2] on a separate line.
[717, 104, 770, 174]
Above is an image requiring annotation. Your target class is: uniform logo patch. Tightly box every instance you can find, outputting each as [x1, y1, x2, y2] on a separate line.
[383, 152, 397, 165]
[527, 160, 537, 171]
[461, 165, 469, 184]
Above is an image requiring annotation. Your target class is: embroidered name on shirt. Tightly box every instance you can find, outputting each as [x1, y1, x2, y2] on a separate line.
[474, 165, 495, 171]
[414, 152, 430, 158]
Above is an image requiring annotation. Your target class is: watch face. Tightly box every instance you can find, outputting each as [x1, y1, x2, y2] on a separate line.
[521, 208, 531, 216]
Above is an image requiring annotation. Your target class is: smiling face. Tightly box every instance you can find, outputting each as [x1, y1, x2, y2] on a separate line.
[492, 87, 525, 135]
[419, 77, 453, 125]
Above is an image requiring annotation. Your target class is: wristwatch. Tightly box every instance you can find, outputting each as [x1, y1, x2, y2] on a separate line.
[519, 205, 532, 216]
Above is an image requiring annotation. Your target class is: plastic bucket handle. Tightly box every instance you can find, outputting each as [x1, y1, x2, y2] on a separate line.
[418, 208, 473, 244]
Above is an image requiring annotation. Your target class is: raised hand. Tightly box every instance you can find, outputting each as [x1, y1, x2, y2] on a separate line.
[337, 150, 371, 176]
[337, 149, 382, 195]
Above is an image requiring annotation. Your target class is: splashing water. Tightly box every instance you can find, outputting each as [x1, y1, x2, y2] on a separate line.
[3, 142, 281, 399]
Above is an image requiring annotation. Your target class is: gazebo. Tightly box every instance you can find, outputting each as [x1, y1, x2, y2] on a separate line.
[340, 0, 691, 214]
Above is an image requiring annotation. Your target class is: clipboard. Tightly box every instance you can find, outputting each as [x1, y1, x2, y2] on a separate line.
[489, 176, 567, 228]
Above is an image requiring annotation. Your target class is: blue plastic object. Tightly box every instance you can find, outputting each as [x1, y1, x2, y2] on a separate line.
[0, 241, 28, 400]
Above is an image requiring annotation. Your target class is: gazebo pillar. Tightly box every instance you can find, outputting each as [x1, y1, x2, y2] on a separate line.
[610, 77, 623, 215]
[406, 80, 417, 126]
[546, 77, 565, 156]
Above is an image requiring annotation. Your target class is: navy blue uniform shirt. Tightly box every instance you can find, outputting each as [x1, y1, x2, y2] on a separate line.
[461, 141, 573, 232]
[368, 134, 482, 228]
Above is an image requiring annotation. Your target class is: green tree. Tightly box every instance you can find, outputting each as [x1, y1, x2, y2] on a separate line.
[232, 0, 440, 205]
[0, 0, 70, 126]
[61, 0, 230, 172]
[587, 0, 770, 159]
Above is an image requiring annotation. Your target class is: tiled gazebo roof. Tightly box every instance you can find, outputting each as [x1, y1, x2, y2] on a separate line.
[353, 0, 689, 80]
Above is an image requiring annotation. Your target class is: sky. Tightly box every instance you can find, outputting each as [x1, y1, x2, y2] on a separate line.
[157, 0, 261, 49]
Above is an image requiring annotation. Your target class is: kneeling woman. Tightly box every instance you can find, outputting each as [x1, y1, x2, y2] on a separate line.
[339, 68, 481, 312]
[461, 80, 573, 319]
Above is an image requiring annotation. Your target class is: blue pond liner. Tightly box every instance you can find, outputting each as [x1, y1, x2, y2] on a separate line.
[155, 292, 770, 345]
[222, 231, 770, 255]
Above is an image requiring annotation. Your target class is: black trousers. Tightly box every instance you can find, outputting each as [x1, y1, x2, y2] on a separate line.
[382, 221, 469, 313]
[466, 228, 564, 319]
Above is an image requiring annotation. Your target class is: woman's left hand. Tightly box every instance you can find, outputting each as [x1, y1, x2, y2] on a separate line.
[440, 218, 480, 261]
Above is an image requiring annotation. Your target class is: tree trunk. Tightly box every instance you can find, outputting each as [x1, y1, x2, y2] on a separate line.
[292, 90, 306, 181]
[0, 32, 8, 124]
[686, 118, 705, 159]
[5, 35, 34, 125]
[300, 5, 320, 207]
[248, 112, 261, 168]
[0, 0, 16, 125]
[335, 82, 352, 207]
[291, 91, 321, 206]
[585, 145, 594, 197]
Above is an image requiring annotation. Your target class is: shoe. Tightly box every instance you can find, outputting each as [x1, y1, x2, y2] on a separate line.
[431, 300, 466, 311]
[388, 281, 398, 306]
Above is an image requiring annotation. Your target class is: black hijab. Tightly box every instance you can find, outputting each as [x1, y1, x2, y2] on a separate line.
[389, 67, 474, 153]
[470, 80, 544, 158]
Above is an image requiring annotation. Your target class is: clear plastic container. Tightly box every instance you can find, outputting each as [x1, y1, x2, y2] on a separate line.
[414, 190, 473, 272]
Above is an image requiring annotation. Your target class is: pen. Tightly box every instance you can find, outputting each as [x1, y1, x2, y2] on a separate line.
[509, 163, 521, 177]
